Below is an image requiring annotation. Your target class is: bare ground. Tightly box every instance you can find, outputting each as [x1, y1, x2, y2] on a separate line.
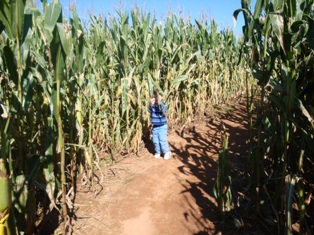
[70, 101, 252, 235]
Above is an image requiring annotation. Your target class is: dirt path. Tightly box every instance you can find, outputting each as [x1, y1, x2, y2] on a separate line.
[72, 101, 249, 235]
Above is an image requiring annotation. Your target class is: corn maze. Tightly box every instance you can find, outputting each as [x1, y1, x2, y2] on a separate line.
[0, 0, 313, 234]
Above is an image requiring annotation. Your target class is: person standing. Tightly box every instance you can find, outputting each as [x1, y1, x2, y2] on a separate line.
[148, 89, 171, 160]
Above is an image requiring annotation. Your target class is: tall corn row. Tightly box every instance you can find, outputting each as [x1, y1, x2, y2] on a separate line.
[87, 10, 250, 155]
[0, 0, 89, 233]
[0, 0, 38, 233]
[234, 0, 314, 233]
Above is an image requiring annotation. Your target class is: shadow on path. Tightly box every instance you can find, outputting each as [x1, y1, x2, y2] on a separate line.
[169, 101, 250, 235]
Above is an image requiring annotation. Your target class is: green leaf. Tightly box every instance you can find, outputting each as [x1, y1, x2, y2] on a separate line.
[21, 27, 32, 65]
[269, 12, 285, 52]
[12, 0, 25, 39]
[0, 1, 13, 38]
[51, 89, 58, 122]
[0, 0, 25, 39]
[57, 22, 72, 57]
[53, 45, 66, 83]
[233, 8, 253, 37]
[287, 0, 296, 18]
[121, 76, 129, 117]
[268, 77, 284, 93]
[269, 93, 285, 111]
[171, 75, 189, 85]
[147, 73, 165, 97]
[44, 2, 61, 35]
[3, 46, 18, 86]
[295, 0, 306, 21]
[253, 0, 264, 20]
[32, 50, 47, 69]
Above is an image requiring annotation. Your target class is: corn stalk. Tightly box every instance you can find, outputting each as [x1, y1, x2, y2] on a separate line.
[213, 125, 233, 213]
[234, 0, 314, 232]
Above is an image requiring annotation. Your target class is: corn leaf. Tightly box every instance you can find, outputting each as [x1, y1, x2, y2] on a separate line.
[269, 12, 285, 52]
[57, 22, 72, 57]
[44, 2, 61, 33]
[3, 46, 18, 86]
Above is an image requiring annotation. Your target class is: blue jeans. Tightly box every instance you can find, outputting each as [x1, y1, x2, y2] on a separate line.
[152, 124, 170, 154]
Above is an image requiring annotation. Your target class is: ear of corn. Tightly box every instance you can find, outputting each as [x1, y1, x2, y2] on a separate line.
[0, 160, 10, 214]
[0, 159, 11, 235]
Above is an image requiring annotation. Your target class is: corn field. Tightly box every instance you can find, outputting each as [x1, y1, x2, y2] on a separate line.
[0, 0, 251, 234]
[0, 0, 313, 234]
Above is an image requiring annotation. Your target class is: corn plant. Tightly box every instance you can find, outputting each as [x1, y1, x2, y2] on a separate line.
[234, 0, 314, 232]
[213, 127, 233, 213]
[0, 0, 38, 233]
[0, 0, 89, 233]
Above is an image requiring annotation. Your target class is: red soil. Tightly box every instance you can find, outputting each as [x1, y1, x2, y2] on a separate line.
[71, 101, 250, 235]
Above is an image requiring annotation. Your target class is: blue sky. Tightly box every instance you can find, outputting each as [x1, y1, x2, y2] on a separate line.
[35, 0, 253, 36]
